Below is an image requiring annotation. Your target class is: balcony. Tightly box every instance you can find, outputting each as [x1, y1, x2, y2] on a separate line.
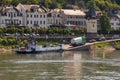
[6, 22, 20, 26]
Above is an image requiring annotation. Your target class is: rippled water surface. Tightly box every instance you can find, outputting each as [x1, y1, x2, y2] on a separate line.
[0, 50, 120, 80]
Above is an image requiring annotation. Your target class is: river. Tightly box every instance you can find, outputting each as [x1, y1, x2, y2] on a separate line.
[0, 50, 120, 80]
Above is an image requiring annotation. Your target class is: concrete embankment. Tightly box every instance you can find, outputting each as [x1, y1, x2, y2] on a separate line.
[63, 41, 115, 51]
[63, 44, 91, 51]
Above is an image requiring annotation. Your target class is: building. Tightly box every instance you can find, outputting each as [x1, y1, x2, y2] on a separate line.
[0, 6, 23, 27]
[109, 9, 120, 30]
[110, 16, 120, 30]
[47, 9, 86, 30]
[60, 9, 86, 30]
[47, 9, 62, 27]
[0, 3, 95, 31]
[16, 3, 48, 28]
[85, 6, 98, 37]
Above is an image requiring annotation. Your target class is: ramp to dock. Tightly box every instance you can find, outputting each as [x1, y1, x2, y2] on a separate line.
[64, 44, 91, 51]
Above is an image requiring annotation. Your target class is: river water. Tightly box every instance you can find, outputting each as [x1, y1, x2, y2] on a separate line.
[0, 50, 120, 80]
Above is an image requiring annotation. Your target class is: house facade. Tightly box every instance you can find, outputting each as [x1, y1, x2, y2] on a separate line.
[60, 9, 86, 30]
[108, 9, 120, 30]
[16, 3, 48, 28]
[47, 9, 62, 27]
[0, 3, 97, 31]
[0, 6, 23, 27]
[110, 16, 120, 30]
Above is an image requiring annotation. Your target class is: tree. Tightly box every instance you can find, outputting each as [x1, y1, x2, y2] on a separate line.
[99, 12, 111, 34]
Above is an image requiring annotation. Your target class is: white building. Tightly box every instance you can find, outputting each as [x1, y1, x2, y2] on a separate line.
[16, 3, 48, 28]
[60, 9, 86, 30]
[0, 6, 23, 27]
[108, 9, 120, 30]
[0, 3, 87, 30]
[110, 16, 120, 30]
[47, 9, 62, 27]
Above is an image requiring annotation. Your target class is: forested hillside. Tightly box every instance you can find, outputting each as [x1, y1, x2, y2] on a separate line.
[0, 0, 120, 11]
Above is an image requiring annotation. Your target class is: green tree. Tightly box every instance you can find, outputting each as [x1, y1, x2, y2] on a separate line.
[99, 12, 111, 34]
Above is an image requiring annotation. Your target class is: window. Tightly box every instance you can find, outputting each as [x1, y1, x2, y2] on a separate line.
[30, 9, 34, 12]
[34, 15, 36, 18]
[57, 14, 60, 17]
[27, 14, 29, 17]
[93, 24, 94, 27]
[40, 15, 42, 18]
[31, 21, 32, 24]
[44, 21, 45, 24]
[19, 20, 21, 24]
[17, 13, 19, 16]
[14, 13, 16, 17]
[34, 21, 36, 24]
[20, 13, 22, 16]
[44, 15, 45, 18]
[37, 15, 38, 18]
[56, 20, 58, 24]
[27, 20, 29, 24]
[2, 20, 4, 24]
[14, 20, 17, 24]
[9, 13, 10, 17]
[31, 15, 32, 18]
[40, 21, 42, 24]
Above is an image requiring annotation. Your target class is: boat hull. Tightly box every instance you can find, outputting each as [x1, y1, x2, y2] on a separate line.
[16, 51, 40, 54]
[15, 49, 63, 54]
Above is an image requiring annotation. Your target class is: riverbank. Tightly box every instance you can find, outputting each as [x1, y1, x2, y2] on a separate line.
[90, 42, 116, 53]
[0, 48, 13, 54]
[0, 42, 116, 54]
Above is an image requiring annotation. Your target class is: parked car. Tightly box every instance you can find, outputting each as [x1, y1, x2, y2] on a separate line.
[112, 35, 119, 39]
[99, 37, 106, 41]
[5, 33, 11, 36]
[15, 33, 20, 36]
[89, 39, 96, 43]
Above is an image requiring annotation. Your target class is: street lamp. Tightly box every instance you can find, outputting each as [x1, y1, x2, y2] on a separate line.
[107, 30, 110, 37]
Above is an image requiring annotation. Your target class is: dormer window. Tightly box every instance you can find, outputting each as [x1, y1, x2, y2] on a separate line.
[1, 12, 7, 16]
[30, 9, 34, 12]
[26, 10, 28, 12]
[20, 13, 22, 16]
[57, 14, 60, 17]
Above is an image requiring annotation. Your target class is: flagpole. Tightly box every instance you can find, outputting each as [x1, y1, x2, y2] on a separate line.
[68, 23, 71, 36]
[46, 34, 48, 47]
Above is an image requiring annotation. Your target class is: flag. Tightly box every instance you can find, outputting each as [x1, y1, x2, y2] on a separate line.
[68, 23, 71, 30]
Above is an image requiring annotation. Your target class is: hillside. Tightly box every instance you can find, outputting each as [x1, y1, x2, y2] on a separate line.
[0, 0, 120, 11]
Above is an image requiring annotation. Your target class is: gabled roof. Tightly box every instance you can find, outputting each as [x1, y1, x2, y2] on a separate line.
[86, 6, 96, 19]
[22, 4, 39, 10]
[1, 6, 21, 13]
[61, 9, 85, 16]
[17, 3, 48, 13]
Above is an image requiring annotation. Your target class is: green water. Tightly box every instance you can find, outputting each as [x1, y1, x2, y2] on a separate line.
[0, 51, 120, 80]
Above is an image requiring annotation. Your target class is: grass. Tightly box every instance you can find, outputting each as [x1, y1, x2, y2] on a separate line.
[93, 42, 110, 49]
[113, 41, 120, 47]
